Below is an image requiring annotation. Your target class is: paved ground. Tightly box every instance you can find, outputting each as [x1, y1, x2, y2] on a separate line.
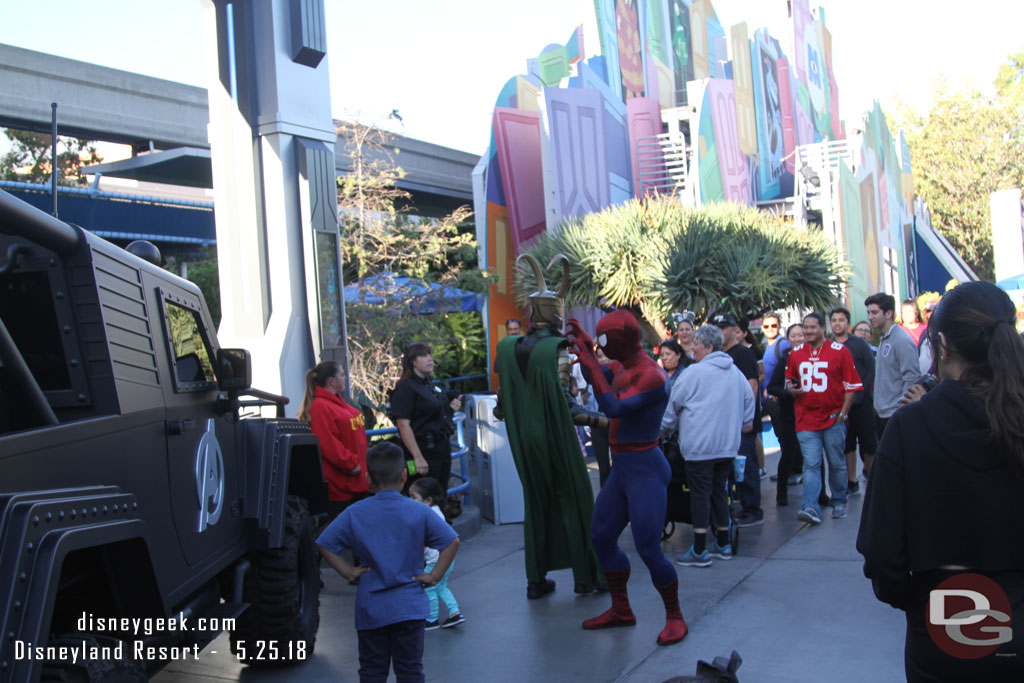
[154, 447, 906, 682]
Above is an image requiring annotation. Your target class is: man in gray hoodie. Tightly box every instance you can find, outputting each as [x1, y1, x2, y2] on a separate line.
[661, 325, 755, 567]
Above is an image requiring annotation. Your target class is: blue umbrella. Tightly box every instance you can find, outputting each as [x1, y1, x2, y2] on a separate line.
[343, 271, 483, 313]
[996, 273, 1024, 291]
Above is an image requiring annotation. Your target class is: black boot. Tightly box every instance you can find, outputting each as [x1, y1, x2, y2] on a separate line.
[527, 578, 555, 599]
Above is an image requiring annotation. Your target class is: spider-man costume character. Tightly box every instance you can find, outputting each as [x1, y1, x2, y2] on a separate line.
[568, 310, 687, 646]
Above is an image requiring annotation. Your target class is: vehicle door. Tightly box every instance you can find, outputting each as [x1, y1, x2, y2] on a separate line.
[157, 286, 246, 566]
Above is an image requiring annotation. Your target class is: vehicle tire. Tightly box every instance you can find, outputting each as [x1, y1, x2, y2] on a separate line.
[40, 635, 146, 682]
[229, 495, 320, 666]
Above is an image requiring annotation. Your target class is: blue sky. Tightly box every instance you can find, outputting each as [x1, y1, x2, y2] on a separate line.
[1, 0, 1022, 154]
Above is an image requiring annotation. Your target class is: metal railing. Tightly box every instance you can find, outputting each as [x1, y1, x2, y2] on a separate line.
[794, 139, 854, 203]
[366, 412, 471, 504]
[636, 132, 690, 197]
[0, 179, 215, 209]
[797, 139, 855, 171]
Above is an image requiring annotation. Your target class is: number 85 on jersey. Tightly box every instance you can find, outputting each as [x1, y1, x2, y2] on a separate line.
[797, 361, 829, 392]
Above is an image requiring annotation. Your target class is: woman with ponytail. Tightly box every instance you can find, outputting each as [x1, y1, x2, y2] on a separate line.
[389, 343, 462, 491]
[298, 361, 369, 515]
[857, 281, 1024, 681]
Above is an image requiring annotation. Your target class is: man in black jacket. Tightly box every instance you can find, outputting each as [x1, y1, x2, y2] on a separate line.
[766, 323, 805, 506]
[712, 313, 762, 527]
[830, 307, 876, 495]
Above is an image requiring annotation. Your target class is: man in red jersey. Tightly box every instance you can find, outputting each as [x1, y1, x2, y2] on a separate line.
[785, 312, 862, 525]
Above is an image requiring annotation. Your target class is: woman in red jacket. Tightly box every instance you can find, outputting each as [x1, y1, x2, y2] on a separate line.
[298, 360, 369, 516]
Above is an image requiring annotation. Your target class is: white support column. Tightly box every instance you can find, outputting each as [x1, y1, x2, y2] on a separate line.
[202, 0, 346, 411]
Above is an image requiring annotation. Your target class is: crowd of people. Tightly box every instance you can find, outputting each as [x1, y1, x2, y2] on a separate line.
[298, 280, 1023, 682]
[656, 285, 1024, 680]
[650, 291, 952, 535]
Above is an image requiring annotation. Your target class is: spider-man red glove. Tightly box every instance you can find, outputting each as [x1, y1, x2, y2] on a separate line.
[566, 318, 611, 395]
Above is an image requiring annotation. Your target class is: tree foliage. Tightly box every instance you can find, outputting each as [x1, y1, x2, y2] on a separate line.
[517, 198, 844, 341]
[184, 248, 221, 328]
[0, 129, 102, 186]
[336, 120, 485, 292]
[995, 48, 1024, 101]
[163, 247, 221, 328]
[346, 306, 487, 423]
[896, 50, 1024, 282]
[336, 120, 413, 280]
[334, 119, 492, 415]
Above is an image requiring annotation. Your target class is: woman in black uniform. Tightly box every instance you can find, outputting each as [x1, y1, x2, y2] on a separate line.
[390, 343, 462, 492]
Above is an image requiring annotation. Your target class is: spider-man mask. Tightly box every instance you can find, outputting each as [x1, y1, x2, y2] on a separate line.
[595, 310, 643, 363]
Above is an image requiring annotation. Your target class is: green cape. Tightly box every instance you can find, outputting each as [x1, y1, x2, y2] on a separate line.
[496, 335, 602, 589]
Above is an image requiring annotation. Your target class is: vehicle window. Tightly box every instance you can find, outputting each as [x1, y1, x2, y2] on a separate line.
[0, 271, 70, 391]
[163, 300, 216, 387]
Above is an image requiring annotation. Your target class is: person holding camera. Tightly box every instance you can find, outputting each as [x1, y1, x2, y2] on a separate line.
[390, 343, 461, 492]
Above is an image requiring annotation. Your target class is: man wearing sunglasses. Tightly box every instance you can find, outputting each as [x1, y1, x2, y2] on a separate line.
[760, 314, 785, 395]
[760, 313, 794, 486]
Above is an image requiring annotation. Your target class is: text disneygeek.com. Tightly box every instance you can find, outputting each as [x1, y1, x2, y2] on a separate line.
[14, 611, 238, 663]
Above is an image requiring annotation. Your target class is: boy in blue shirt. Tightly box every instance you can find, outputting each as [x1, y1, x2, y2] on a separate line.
[318, 442, 460, 683]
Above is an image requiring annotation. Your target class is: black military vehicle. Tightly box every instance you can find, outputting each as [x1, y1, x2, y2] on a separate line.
[0, 189, 329, 682]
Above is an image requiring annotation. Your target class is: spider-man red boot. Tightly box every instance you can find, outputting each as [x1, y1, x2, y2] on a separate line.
[582, 570, 636, 629]
[655, 580, 688, 645]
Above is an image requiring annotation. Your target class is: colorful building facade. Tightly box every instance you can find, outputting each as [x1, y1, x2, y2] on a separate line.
[473, 0, 973, 383]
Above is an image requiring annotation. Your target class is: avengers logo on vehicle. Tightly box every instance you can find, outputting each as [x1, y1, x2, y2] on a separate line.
[195, 418, 225, 532]
[927, 573, 1013, 659]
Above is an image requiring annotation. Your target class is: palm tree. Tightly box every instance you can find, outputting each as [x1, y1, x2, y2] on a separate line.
[516, 197, 846, 342]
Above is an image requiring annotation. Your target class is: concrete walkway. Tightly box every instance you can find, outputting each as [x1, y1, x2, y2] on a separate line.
[154, 450, 906, 682]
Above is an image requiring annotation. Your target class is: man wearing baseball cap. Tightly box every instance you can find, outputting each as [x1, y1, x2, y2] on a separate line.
[711, 313, 763, 527]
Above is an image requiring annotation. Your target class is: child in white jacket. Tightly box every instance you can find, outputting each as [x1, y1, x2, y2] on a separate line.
[409, 477, 465, 630]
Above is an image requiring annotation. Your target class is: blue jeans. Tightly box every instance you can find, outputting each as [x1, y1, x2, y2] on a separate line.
[796, 421, 848, 514]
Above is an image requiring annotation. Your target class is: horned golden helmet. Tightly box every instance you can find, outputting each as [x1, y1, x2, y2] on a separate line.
[517, 253, 570, 330]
